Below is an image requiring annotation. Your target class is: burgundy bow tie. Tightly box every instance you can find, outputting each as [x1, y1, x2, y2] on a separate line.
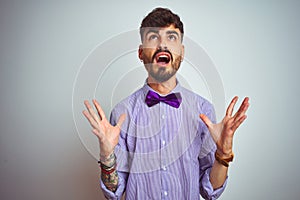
[145, 90, 182, 108]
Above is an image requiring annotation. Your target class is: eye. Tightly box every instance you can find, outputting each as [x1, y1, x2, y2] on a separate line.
[148, 34, 158, 41]
[168, 34, 177, 41]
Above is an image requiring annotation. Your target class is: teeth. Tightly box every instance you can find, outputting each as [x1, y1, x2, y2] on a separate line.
[159, 55, 168, 58]
[156, 53, 170, 64]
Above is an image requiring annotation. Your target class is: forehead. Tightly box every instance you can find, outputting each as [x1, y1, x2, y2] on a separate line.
[142, 24, 181, 36]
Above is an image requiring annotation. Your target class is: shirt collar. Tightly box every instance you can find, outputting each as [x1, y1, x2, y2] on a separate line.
[142, 79, 182, 97]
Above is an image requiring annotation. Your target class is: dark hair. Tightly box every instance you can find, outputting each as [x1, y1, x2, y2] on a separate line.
[140, 7, 184, 41]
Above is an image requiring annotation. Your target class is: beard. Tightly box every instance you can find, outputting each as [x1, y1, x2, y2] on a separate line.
[144, 50, 182, 83]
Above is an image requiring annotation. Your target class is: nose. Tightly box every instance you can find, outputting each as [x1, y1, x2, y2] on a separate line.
[158, 39, 168, 50]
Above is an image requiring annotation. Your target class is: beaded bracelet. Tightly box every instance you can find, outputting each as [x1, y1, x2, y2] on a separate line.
[98, 153, 117, 174]
[98, 159, 116, 169]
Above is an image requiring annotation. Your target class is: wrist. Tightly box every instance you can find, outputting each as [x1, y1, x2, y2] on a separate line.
[215, 150, 234, 167]
[99, 152, 116, 167]
[216, 148, 233, 158]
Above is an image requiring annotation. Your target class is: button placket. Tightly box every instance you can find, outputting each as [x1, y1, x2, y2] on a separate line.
[160, 104, 168, 199]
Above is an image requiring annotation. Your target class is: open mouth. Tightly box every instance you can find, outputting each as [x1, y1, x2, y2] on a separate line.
[154, 52, 171, 66]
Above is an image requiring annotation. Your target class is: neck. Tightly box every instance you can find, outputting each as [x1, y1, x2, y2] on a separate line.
[147, 76, 177, 95]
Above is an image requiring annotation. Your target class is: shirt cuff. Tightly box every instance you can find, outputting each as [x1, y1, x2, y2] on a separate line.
[200, 168, 228, 200]
[100, 173, 126, 200]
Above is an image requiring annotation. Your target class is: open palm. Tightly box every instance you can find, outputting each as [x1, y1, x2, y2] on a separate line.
[200, 96, 250, 156]
[83, 99, 126, 158]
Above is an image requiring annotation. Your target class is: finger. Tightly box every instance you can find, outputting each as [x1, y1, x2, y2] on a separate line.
[236, 97, 249, 114]
[93, 99, 106, 121]
[116, 113, 126, 129]
[82, 110, 99, 130]
[84, 100, 100, 124]
[92, 129, 105, 141]
[234, 105, 249, 123]
[91, 128, 100, 137]
[226, 96, 238, 117]
[231, 115, 247, 131]
[199, 114, 213, 128]
[233, 97, 250, 121]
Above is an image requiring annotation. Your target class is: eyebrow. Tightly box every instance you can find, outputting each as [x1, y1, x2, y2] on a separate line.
[166, 30, 179, 37]
[145, 29, 180, 37]
[145, 29, 159, 37]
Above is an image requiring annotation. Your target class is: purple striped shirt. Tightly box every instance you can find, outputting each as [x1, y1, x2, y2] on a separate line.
[100, 82, 227, 200]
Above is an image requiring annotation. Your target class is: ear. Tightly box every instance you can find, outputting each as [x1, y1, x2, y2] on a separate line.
[138, 45, 143, 60]
[181, 44, 185, 62]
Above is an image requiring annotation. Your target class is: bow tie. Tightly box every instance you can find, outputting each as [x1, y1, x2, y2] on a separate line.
[145, 90, 182, 108]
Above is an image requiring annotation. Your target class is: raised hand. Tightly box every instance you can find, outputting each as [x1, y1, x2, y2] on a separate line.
[82, 99, 126, 159]
[199, 96, 250, 157]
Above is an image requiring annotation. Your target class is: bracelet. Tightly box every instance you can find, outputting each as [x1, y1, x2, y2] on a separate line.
[98, 159, 117, 175]
[99, 153, 116, 163]
[101, 164, 116, 175]
[215, 151, 234, 167]
[98, 153, 117, 174]
[98, 158, 116, 169]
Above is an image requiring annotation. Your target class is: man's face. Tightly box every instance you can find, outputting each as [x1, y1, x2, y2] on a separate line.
[139, 24, 184, 83]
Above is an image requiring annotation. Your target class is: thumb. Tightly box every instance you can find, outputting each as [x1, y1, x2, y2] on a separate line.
[116, 113, 126, 129]
[199, 114, 213, 129]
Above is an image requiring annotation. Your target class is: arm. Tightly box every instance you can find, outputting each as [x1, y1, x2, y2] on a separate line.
[99, 153, 119, 192]
[200, 96, 250, 189]
[83, 99, 126, 192]
[209, 157, 228, 189]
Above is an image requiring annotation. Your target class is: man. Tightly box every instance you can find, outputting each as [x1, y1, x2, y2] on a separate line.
[83, 7, 249, 200]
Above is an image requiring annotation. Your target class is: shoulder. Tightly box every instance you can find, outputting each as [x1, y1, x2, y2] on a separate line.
[110, 87, 145, 117]
[180, 86, 214, 111]
[180, 86, 216, 122]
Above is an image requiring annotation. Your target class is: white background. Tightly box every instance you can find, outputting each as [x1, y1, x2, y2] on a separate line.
[0, 1, 299, 199]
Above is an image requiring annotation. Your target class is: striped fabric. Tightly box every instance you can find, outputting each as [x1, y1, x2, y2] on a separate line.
[100, 82, 227, 200]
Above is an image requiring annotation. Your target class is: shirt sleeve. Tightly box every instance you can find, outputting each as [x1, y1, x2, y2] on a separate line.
[199, 151, 228, 200]
[100, 171, 128, 200]
[198, 100, 228, 199]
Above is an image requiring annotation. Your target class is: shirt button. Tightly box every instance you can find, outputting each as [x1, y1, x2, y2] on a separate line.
[162, 140, 166, 145]
[164, 191, 168, 196]
[162, 166, 167, 171]
[161, 114, 165, 119]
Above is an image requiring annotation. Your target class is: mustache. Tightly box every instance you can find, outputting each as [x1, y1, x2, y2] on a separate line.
[152, 49, 173, 62]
